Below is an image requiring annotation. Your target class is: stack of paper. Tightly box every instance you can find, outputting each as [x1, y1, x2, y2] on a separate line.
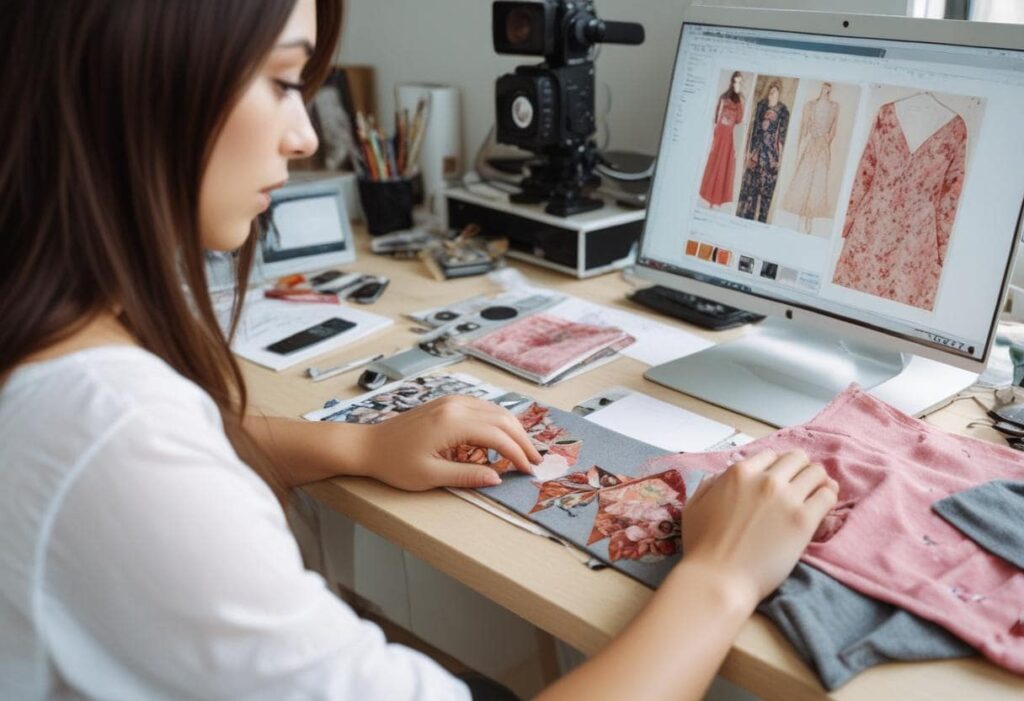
[459, 313, 635, 385]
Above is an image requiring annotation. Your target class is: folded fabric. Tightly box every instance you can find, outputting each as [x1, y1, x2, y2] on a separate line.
[759, 563, 974, 690]
[462, 313, 634, 384]
[641, 386, 1024, 674]
[933, 480, 1024, 571]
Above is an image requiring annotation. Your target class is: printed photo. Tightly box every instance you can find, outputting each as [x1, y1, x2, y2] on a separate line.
[697, 69, 755, 212]
[530, 466, 630, 516]
[774, 80, 862, 236]
[736, 75, 800, 223]
[316, 374, 490, 424]
[831, 85, 986, 311]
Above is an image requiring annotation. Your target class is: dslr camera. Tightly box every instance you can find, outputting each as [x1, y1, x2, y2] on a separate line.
[493, 1, 644, 215]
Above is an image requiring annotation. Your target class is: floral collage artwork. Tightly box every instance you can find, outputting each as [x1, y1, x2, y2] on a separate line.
[304, 373, 702, 588]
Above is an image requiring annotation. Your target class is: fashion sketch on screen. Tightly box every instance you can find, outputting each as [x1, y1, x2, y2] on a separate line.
[781, 83, 839, 234]
[737, 79, 791, 223]
[833, 91, 968, 311]
[699, 71, 745, 208]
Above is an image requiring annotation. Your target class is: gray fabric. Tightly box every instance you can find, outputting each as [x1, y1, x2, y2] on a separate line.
[932, 480, 1024, 571]
[758, 563, 974, 690]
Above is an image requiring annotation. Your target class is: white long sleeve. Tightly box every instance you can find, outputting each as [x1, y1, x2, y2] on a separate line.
[0, 346, 470, 700]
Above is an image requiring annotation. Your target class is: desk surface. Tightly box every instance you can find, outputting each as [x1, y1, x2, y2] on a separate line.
[243, 225, 1022, 701]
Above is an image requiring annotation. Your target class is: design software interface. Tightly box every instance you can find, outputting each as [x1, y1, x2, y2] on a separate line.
[641, 24, 1024, 361]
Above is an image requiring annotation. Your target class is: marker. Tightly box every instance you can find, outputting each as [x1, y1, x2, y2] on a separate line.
[306, 353, 385, 382]
[264, 288, 339, 304]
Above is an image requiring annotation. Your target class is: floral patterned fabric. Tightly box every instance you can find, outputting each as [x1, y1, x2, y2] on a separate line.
[737, 98, 790, 222]
[699, 96, 745, 206]
[832, 102, 967, 310]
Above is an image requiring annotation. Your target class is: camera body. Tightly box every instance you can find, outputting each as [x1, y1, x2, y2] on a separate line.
[495, 63, 593, 151]
[491, 0, 643, 215]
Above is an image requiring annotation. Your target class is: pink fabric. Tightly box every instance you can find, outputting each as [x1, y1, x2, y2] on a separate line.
[644, 386, 1024, 673]
[832, 102, 966, 311]
[467, 313, 634, 379]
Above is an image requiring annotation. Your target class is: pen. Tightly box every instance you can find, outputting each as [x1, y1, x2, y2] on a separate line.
[306, 353, 384, 381]
[264, 288, 340, 304]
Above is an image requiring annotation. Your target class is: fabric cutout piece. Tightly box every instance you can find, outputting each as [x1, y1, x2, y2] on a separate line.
[932, 480, 1024, 570]
[758, 563, 974, 690]
[781, 90, 838, 219]
[737, 95, 790, 222]
[833, 99, 967, 310]
[587, 470, 686, 562]
[530, 466, 631, 516]
[700, 93, 745, 206]
[640, 385, 1024, 674]
[464, 313, 635, 385]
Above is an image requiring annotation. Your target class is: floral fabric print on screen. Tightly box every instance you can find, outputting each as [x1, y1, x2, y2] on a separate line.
[832, 101, 967, 311]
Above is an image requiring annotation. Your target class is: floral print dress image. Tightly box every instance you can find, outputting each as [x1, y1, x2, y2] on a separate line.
[737, 94, 790, 222]
[833, 98, 967, 310]
[699, 94, 745, 206]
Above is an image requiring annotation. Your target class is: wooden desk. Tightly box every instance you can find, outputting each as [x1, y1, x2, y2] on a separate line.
[243, 226, 1023, 700]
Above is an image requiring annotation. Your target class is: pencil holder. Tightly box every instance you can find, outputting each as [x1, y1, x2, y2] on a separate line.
[357, 176, 415, 236]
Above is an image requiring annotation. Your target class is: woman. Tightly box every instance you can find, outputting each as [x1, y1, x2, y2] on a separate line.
[737, 79, 791, 224]
[0, 2, 838, 699]
[699, 71, 745, 209]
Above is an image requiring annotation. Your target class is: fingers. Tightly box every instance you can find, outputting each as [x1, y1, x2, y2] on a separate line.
[731, 449, 778, 475]
[789, 462, 836, 502]
[429, 459, 501, 489]
[458, 423, 535, 475]
[803, 479, 840, 527]
[437, 396, 543, 467]
[764, 449, 811, 482]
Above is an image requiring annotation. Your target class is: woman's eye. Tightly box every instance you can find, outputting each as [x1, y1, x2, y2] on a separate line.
[272, 78, 306, 95]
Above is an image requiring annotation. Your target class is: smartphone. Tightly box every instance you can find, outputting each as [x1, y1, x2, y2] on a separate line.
[264, 317, 356, 355]
[349, 277, 389, 304]
[308, 269, 344, 287]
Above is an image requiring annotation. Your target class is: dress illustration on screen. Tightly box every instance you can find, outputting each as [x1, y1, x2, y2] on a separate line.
[832, 93, 968, 311]
[699, 71, 746, 207]
[737, 79, 792, 223]
[781, 83, 839, 233]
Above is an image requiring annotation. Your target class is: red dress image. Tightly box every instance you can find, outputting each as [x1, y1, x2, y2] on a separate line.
[833, 101, 967, 311]
[699, 96, 745, 206]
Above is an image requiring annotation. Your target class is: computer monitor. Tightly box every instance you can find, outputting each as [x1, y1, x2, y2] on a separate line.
[636, 7, 1024, 427]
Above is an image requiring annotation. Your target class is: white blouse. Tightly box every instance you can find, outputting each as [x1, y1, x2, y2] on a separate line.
[0, 346, 469, 700]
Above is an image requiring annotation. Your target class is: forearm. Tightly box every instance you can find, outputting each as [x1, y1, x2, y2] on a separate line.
[243, 414, 375, 488]
[535, 559, 755, 701]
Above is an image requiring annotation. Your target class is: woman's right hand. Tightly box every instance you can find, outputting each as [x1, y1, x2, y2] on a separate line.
[681, 449, 838, 608]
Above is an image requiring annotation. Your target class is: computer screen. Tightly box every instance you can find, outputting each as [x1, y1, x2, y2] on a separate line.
[639, 22, 1024, 364]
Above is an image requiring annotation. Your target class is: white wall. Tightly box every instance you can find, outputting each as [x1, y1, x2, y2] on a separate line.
[336, 1, 909, 164]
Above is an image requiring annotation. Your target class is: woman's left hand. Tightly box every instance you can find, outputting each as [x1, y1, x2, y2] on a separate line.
[352, 395, 542, 491]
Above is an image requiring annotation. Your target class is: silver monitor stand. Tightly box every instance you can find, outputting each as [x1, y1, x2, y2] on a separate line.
[644, 317, 978, 427]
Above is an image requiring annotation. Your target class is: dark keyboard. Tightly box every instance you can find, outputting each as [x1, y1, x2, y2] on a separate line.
[629, 285, 765, 331]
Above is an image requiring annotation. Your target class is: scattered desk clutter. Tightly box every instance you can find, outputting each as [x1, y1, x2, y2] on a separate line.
[214, 287, 391, 371]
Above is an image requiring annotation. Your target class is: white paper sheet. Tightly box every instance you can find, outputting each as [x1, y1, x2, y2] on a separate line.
[585, 391, 736, 453]
[217, 289, 392, 371]
[544, 297, 713, 367]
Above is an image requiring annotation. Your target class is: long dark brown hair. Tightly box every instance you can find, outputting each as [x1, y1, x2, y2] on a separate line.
[0, 0, 342, 493]
[721, 71, 743, 104]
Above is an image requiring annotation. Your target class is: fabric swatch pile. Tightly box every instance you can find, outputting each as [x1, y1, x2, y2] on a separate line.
[642, 385, 1024, 688]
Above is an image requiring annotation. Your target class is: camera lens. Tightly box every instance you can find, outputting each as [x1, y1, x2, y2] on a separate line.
[506, 8, 534, 46]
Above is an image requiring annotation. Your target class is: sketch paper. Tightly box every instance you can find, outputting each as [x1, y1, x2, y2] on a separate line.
[584, 391, 736, 453]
